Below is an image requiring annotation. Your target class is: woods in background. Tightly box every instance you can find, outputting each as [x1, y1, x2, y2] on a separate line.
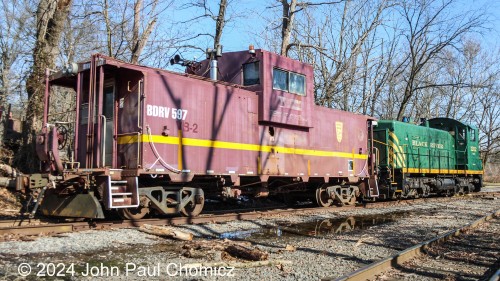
[0, 0, 498, 174]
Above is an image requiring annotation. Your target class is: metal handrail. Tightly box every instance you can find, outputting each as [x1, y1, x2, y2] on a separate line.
[100, 115, 106, 167]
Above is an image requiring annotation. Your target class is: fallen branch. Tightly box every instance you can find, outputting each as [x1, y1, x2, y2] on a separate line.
[183, 238, 269, 261]
[184, 238, 252, 251]
[182, 260, 292, 269]
[138, 224, 193, 241]
[226, 244, 269, 261]
[355, 234, 382, 247]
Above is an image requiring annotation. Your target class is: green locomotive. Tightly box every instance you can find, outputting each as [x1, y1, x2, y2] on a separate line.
[373, 117, 483, 198]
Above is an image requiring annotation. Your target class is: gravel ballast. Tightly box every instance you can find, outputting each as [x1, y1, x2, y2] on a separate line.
[0, 193, 499, 280]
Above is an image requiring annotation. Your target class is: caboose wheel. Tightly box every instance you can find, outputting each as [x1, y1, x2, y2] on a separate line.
[180, 188, 205, 217]
[117, 206, 149, 220]
[315, 187, 333, 207]
[117, 197, 150, 220]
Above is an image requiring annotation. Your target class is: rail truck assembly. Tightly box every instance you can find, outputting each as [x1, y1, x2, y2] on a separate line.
[15, 47, 483, 219]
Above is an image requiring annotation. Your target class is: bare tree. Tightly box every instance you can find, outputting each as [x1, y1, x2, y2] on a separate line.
[213, 0, 227, 48]
[0, 0, 32, 142]
[279, 0, 297, 56]
[19, 0, 73, 172]
[275, 0, 346, 57]
[300, 0, 388, 111]
[130, 0, 159, 63]
[476, 83, 500, 167]
[178, 0, 233, 50]
[93, 0, 166, 63]
[392, 0, 485, 120]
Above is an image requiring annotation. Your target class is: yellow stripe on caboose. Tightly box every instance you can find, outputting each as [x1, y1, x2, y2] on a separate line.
[118, 134, 369, 160]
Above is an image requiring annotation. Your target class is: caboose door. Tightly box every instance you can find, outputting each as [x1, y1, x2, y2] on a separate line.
[102, 81, 115, 167]
[116, 78, 142, 169]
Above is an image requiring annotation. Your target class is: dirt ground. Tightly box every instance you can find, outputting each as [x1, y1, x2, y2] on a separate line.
[0, 188, 22, 218]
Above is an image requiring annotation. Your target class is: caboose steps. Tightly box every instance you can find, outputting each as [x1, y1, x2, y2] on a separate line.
[105, 177, 139, 209]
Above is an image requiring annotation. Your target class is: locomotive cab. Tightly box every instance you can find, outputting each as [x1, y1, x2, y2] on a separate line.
[428, 118, 483, 191]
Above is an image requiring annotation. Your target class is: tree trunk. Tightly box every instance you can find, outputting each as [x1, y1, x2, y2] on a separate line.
[280, 0, 297, 57]
[130, 0, 158, 64]
[18, 0, 73, 173]
[214, 0, 228, 49]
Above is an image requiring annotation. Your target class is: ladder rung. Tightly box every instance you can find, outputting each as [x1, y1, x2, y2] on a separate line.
[112, 192, 133, 196]
[111, 180, 128, 184]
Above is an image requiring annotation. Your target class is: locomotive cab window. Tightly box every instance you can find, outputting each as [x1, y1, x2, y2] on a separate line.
[243, 62, 260, 86]
[469, 128, 476, 141]
[458, 128, 465, 140]
[272, 68, 306, 95]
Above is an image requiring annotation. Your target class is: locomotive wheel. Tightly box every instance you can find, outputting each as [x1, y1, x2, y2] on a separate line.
[180, 188, 205, 217]
[315, 187, 333, 207]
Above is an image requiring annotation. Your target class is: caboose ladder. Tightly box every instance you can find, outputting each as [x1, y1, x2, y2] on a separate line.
[368, 176, 380, 197]
[105, 176, 139, 209]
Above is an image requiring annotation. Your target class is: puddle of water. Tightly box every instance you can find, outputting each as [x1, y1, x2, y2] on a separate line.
[218, 212, 409, 239]
[218, 228, 261, 239]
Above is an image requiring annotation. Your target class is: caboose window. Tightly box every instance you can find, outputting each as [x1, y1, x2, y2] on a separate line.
[243, 62, 260, 85]
[290, 72, 305, 95]
[273, 68, 288, 91]
[273, 68, 306, 95]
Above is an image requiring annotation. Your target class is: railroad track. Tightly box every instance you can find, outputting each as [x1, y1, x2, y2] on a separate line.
[0, 193, 497, 241]
[329, 209, 500, 281]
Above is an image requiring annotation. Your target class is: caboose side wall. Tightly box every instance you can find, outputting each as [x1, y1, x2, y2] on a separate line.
[206, 50, 370, 179]
[139, 70, 260, 177]
[134, 68, 370, 181]
[308, 106, 370, 179]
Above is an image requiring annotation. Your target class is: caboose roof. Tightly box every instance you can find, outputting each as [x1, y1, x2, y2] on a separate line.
[49, 53, 251, 89]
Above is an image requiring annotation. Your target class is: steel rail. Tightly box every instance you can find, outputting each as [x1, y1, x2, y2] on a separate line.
[490, 269, 500, 281]
[327, 209, 500, 281]
[0, 194, 497, 240]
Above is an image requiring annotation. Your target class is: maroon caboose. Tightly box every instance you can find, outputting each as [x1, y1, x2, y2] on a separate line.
[30, 48, 379, 219]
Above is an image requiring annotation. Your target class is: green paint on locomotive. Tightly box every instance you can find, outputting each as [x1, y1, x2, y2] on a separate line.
[373, 117, 482, 174]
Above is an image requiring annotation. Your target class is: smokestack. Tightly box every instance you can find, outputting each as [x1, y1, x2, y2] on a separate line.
[210, 60, 218, 81]
[206, 44, 222, 81]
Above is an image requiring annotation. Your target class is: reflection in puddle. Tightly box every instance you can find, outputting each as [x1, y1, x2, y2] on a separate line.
[219, 229, 261, 239]
[219, 212, 407, 239]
